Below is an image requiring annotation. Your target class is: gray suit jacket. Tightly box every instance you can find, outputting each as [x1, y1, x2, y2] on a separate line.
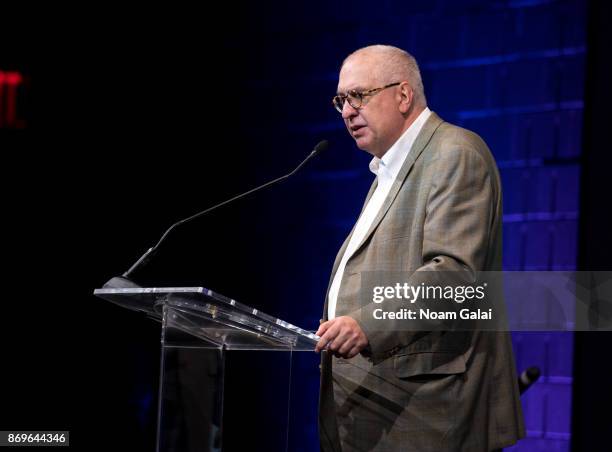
[319, 112, 525, 451]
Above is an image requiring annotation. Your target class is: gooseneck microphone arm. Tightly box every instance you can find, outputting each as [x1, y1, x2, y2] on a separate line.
[121, 140, 329, 279]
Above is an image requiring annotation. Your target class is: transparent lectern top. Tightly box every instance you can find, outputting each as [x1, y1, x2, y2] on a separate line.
[94, 286, 320, 350]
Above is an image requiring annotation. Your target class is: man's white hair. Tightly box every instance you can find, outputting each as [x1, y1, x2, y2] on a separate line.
[343, 45, 427, 108]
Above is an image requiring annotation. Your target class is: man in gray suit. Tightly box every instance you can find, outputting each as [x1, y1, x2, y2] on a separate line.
[315, 45, 525, 451]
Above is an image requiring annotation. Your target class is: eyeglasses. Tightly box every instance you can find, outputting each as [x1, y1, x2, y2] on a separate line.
[332, 82, 400, 113]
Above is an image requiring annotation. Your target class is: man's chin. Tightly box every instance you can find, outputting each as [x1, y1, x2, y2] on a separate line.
[354, 136, 372, 152]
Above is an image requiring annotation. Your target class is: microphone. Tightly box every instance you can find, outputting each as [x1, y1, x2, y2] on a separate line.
[105, 140, 329, 288]
[518, 366, 541, 394]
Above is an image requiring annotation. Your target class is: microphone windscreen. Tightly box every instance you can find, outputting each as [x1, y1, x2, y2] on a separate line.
[314, 140, 329, 154]
[526, 366, 541, 381]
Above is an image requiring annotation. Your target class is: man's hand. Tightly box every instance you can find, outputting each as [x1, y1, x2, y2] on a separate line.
[314, 316, 369, 359]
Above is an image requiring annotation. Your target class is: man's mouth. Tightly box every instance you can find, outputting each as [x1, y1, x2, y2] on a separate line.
[350, 125, 366, 136]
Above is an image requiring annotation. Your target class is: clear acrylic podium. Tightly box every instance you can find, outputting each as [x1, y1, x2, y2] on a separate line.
[94, 286, 319, 452]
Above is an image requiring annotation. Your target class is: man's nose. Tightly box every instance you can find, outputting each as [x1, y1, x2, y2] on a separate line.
[341, 101, 358, 119]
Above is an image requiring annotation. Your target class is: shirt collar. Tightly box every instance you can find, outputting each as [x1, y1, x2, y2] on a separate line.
[369, 107, 432, 178]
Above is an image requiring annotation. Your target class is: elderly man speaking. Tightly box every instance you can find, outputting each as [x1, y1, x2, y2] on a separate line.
[315, 45, 525, 451]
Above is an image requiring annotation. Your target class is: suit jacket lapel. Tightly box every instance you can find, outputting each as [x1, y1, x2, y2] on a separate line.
[349, 112, 444, 259]
[330, 178, 378, 277]
[322, 177, 378, 320]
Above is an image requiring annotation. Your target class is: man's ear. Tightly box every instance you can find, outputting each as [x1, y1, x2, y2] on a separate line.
[398, 82, 413, 114]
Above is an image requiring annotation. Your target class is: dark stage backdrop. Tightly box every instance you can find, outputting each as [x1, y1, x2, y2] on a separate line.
[1, 1, 609, 452]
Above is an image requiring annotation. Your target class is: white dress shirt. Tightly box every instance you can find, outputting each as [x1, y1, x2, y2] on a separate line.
[327, 107, 432, 319]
